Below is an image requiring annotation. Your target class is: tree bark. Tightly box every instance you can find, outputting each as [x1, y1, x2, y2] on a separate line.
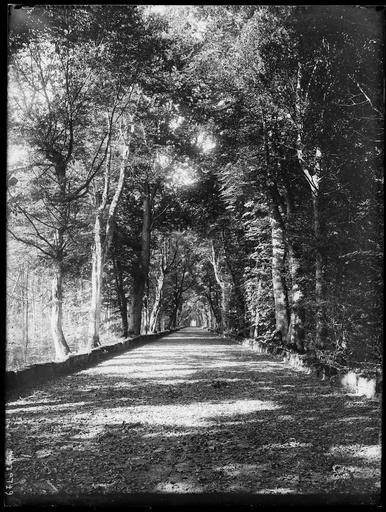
[284, 191, 305, 351]
[219, 284, 231, 332]
[204, 283, 221, 329]
[287, 244, 305, 351]
[149, 273, 164, 333]
[295, 62, 326, 349]
[88, 136, 131, 347]
[50, 159, 71, 359]
[253, 276, 262, 339]
[50, 257, 71, 360]
[270, 208, 290, 343]
[128, 186, 152, 335]
[313, 191, 326, 347]
[261, 110, 289, 344]
[169, 294, 179, 329]
[128, 270, 146, 335]
[210, 240, 232, 333]
[22, 268, 29, 362]
[113, 254, 128, 338]
[88, 213, 103, 347]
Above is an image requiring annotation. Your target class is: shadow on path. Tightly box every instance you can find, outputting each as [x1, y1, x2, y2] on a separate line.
[6, 328, 381, 502]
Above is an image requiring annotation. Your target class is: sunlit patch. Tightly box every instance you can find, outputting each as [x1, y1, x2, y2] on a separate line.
[8, 144, 28, 167]
[35, 449, 53, 459]
[140, 378, 196, 386]
[169, 115, 184, 130]
[326, 444, 381, 460]
[145, 377, 254, 386]
[219, 419, 266, 426]
[7, 401, 88, 414]
[79, 350, 283, 380]
[260, 441, 313, 449]
[7, 398, 60, 407]
[334, 465, 381, 479]
[277, 415, 295, 422]
[216, 463, 271, 477]
[144, 5, 168, 15]
[345, 400, 373, 408]
[71, 427, 105, 440]
[81, 365, 199, 379]
[143, 430, 199, 439]
[196, 131, 216, 154]
[256, 487, 297, 494]
[304, 393, 344, 399]
[170, 164, 197, 188]
[162, 336, 217, 340]
[73, 399, 280, 428]
[335, 416, 372, 423]
[155, 481, 203, 493]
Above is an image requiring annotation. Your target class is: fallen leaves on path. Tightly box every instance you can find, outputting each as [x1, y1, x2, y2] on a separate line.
[6, 328, 381, 502]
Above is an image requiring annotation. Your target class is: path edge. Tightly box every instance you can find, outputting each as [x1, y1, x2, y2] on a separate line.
[6, 328, 182, 398]
[207, 329, 382, 400]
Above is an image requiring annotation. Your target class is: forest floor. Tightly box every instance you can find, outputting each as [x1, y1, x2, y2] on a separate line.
[6, 328, 381, 505]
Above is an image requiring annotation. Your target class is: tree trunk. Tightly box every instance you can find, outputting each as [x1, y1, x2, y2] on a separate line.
[224, 250, 245, 332]
[156, 310, 162, 332]
[262, 112, 289, 344]
[203, 307, 210, 328]
[313, 191, 326, 348]
[270, 209, 290, 343]
[22, 268, 29, 362]
[149, 273, 164, 333]
[88, 213, 103, 348]
[128, 271, 146, 335]
[206, 304, 212, 329]
[88, 131, 131, 348]
[287, 244, 305, 351]
[51, 258, 71, 360]
[253, 276, 262, 339]
[177, 302, 183, 326]
[113, 255, 128, 338]
[210, 240, 232, 333]
[219, 283, 231, 332]
[170, 305, 178, 329]
[169, 290, 182, 330]
[141, 191, 151, 334]
[205, 288, 221, 330]
[128, 188, 152, 335]
[285, 192, 305, 351]
[295, 63, 325, 349]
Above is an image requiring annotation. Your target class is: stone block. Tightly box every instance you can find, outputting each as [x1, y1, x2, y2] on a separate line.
[341, 371, 358, 391]
[357, 376, 376, 399]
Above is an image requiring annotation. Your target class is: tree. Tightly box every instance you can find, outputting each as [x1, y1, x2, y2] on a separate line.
[8, 6, 110, 358]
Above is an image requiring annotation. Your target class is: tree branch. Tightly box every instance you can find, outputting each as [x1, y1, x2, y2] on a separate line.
[8, 228, 54, 259]
[349, 75, 382, 116]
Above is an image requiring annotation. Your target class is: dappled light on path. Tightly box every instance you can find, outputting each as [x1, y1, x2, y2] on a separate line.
[79, 399, 280, 428]
[6, 328, 381, 501]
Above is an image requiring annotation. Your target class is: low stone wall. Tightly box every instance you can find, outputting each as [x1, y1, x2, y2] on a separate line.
[237, 337, 381, 400]
[6, 329, 181, 398]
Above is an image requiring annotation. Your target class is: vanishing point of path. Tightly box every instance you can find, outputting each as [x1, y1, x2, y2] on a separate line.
[6, 328, 381, 503]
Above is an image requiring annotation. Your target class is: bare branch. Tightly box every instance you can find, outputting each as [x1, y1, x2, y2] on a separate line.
[349, 75, 382, 116]
[15, 204, 57, 250]
[7, 228, 54, 259]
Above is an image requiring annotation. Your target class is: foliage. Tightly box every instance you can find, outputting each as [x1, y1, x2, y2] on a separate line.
[7, 5, 383, 369]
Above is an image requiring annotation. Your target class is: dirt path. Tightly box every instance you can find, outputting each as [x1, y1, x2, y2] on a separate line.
[6, 328, 381, 503]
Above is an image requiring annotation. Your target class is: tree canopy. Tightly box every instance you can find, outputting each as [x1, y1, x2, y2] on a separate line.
[7, 5, 383, 373]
